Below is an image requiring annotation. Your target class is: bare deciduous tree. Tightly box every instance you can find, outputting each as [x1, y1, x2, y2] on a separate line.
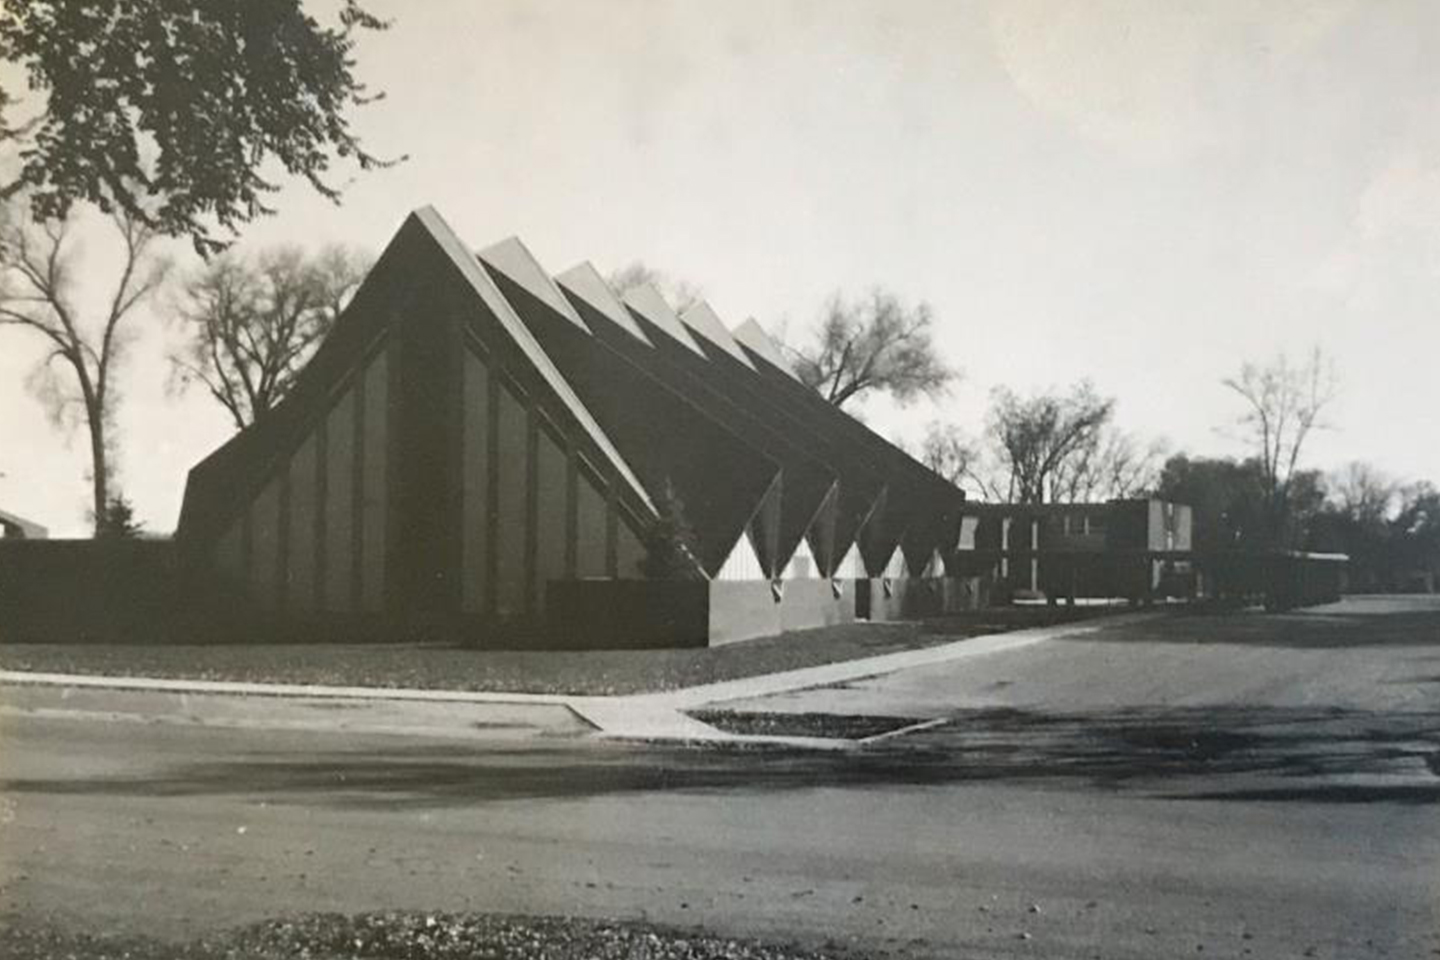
[0, 204, 169, 532]
[1329, 460, 1396, 527]
[985, 381, 1115, 504]
[1222, 347, 1338, 544]
[1050, 428, 1168, 503]
[170, 245, 370, 430]
[920, 422, 1002, 500]
[608, 262, 703, 314]
[790, 288, 955, 409]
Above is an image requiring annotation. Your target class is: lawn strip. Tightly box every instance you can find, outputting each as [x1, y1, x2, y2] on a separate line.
[0, 608, 1108, 697]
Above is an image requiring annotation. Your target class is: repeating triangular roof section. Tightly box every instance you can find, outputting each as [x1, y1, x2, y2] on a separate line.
[731, 317, 803, 381]
[413, 207, 654, 514]
[553, 262, 654, 346]
[679, 300, 757, 370]
[622, 283, 709, 357]
[475, 236, 591, 334]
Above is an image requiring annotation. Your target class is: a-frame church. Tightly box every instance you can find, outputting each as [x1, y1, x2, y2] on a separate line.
[176, 208, 968, 647]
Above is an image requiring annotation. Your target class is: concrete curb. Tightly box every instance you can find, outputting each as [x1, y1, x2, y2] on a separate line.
[0, 611, 1161, 747]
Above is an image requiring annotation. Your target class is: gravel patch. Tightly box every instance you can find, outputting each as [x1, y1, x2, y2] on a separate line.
[690, 710, 926, 740]
[0, 911, 876, 960]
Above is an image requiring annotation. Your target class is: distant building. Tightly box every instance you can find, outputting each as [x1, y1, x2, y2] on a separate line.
[0, 508, 47, 540]
[176, 207, 967, 647]
[956, 499, 1194, 601]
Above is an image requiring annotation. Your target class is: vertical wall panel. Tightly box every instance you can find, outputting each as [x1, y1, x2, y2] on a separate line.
[323, 389, 356, 612]
[574, 474, 609, 579]
[359, 349, 389, 612]
[534, 427, 569, 606]
[614, 515, 647, 580]
[460, 349, 490, 613]
[494, 383, 529, 617]
[214, 520, 245, 584]
[249, 478, 283, 610]
[286, 434, 319, 612]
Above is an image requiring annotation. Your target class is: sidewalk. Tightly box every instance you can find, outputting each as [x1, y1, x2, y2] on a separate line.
[0, 612, 1156, 747]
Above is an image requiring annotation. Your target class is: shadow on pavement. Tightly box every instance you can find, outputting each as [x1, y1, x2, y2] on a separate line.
[1069, 596, 1440, 650]
[5, 703, 1437, 807]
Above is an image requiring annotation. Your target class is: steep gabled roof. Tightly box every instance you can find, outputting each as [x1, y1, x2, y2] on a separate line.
[622, 284, 708, 357]
[726, 317, 965, 573]
[482, 248, 783, 578]
[554, 262, 653, 345]
[558, 271, 845, 575]
[732, 317, 802, 381]
[179, 207, 655, 548]
[476, 236, 590, 334]
[577, 289, 895, 576]
[680, 301, 756, 370]
[415, 209, 653, 514]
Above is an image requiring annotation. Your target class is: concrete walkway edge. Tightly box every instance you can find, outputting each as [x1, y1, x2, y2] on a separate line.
[0, 612, 1160, 745]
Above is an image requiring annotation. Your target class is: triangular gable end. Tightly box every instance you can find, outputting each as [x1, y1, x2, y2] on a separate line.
[410, 207, 653, 515]
[835, 542, 866, 579]
[715, 526, 767, 581]
[553, 262, 654, 346]
[623, 284, 708, 357]
[882, 545, 907, 579]
[783, 536, 818, 579]
[476, 236, 590, 334]
[680, 301, 756, 370]
[731, 318, 802, 381]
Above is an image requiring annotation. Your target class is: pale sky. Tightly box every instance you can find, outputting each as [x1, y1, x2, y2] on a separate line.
[3, 0, 1439, 536]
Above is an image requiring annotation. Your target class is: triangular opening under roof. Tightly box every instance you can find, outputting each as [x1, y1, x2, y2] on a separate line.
[732, 318, 801, 381]
[477, 236, 590, 334]
[680, 301, 756, 370]
[622, 283, 708, 357]
[553, 262, 653, 345]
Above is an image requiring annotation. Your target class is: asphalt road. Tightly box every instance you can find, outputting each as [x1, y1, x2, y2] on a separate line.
[2, 596, 1439, 959]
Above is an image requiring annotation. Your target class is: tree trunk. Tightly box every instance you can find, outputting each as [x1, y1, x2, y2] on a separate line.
[86, 405, 108, 534]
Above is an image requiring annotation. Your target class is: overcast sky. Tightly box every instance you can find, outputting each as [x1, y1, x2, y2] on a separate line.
[3, 0, 1438, 536]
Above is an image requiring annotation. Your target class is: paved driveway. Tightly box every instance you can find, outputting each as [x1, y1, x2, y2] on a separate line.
[2, 596, 1438, 959]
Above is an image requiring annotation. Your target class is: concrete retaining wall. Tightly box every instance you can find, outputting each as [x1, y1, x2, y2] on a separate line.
[859, 577, 985, 621]
[544, 579, 709, 649]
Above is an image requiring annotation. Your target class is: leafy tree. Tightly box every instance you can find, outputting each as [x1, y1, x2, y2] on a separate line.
[93, 493, 144, 539]
[170, 244, 371, 429]
[0, 0, 397, 255]
[1155, 454, 1325, 553]
[0, 202, 169, 532]
[985, 381, 1115, 504]
[791, 288, 955, 409]
[1309, 470, 1440, 591]
[1222, 348, 1338, 547]
[608, 262, 702, 314]
[639, 480, 702, 580]
[1391, 483, 1440, 589]
[1155, 455, 1268, 552]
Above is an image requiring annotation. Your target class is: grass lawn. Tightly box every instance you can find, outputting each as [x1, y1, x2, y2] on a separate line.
[0, 607, 1108, 696]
